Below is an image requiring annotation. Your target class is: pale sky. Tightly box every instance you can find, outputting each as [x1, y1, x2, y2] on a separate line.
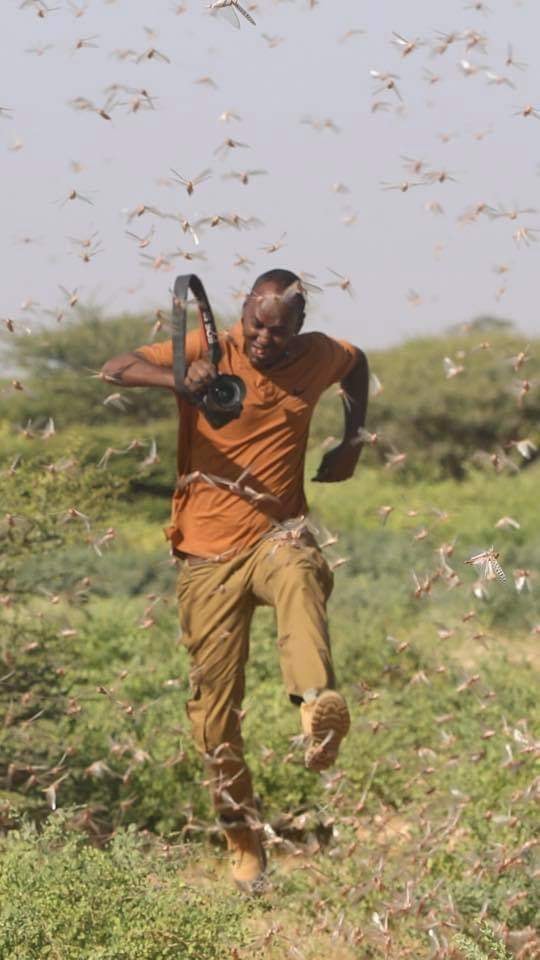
[2, 0, 540, 351]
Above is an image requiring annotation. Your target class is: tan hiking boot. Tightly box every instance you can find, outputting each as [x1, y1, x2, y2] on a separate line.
[224, 826, 267, 895]
[301, 690, 350, 772]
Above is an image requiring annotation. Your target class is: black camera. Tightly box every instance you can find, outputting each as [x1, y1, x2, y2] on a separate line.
[172, 275, 246, 430]
[199, 373, 246, 429]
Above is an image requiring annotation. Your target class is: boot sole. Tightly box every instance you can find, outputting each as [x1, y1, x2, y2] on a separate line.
[304, 691, 350, 772]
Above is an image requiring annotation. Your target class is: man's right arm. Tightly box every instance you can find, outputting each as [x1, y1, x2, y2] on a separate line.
[101, 351, 176, 391]
[100, 351, 217, 396]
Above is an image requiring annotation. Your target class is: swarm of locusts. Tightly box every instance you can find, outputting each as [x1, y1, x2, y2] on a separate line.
[1, 0, 539, 957]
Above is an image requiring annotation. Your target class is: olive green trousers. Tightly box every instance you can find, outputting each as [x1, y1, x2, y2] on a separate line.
[176, 531, 335, 824]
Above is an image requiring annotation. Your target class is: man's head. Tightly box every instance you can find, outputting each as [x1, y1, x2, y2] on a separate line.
[241, 269, 306, 370]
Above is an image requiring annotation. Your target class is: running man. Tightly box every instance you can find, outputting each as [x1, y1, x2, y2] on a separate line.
[101, 268, 369, 892]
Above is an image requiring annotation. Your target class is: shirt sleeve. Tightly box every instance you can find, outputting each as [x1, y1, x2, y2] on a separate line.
[312, 334, 359, 390]
[135, 328, 206, 368]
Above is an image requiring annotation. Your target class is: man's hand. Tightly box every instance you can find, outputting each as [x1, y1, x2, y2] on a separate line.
[183, 357, 217, 397]
[312, 442, 360, 483]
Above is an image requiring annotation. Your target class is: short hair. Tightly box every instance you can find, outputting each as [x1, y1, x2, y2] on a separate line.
[250, 268, 306, 320]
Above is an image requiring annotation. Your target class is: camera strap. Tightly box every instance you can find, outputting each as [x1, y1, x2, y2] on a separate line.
[171, 274, 222, 394]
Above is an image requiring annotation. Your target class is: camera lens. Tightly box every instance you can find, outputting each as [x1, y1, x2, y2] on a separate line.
[211, 379, 238, 408]
[209, 375, 246, 411]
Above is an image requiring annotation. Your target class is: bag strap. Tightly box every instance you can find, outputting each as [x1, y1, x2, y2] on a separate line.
[171, 275, 221, 394]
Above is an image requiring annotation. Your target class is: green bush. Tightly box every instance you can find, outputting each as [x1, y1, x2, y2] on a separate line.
[454, 921, 514, 960]
[0, 817, 246, 960]
[2, 306, 177, 427]
[309, 317, 540, 478]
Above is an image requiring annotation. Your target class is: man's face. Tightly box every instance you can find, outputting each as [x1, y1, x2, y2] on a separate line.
[241, 282, 303, 370]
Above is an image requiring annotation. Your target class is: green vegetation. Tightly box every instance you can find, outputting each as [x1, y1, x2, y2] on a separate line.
[454, 922, 514, 960]
[0, 818, 247, 960]
[0, 311, 538, 958]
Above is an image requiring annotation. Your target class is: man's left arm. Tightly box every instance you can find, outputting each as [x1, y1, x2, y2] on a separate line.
[312, 348, 369, 483]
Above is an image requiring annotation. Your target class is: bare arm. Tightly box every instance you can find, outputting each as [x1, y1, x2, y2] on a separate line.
[341, 348, 369, 445]
[312, 348, 369, 483]
[101, 352, 175, 390]
[100, 351, 216, 395]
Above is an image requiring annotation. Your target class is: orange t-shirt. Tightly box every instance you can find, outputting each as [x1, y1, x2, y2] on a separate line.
[136, 322, 359, 559]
